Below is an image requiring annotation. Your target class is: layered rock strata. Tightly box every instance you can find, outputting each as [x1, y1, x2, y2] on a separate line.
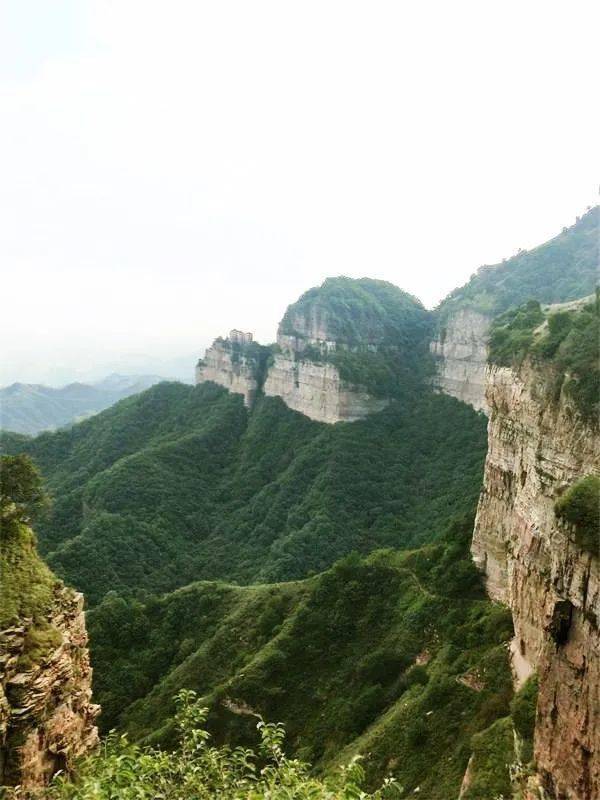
[472, 362, 599, 800]
[196, 328, 389, 423]
[263, 353, 388, 424]
[196, 336, 258, 408]
[430, 309, 490, 413]
[0, 586, 99, 790]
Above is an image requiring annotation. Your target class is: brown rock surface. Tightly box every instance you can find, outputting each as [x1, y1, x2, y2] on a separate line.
[0, 586, 99, 790]
[472, 362, 599, 799]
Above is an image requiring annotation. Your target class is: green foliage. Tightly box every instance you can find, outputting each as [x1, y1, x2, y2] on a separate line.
[460, 717, 514, 800]
[546, 299, 600, 423]
[87, 515, 514, 799]
[0, 454, 49, 526]
[555, 475, 600, 556]
[0, 519, 57, 629]
[0, 377, 164, 437]
[487, 301, 545, 366]
[44, 690, 401, 800]
[0, 455, 57, 633]
[488, 298, 600, 424]
[510, 675, 538, 764]
[279, 277, 434, 400]
[280, 277, 430, 346]
[437, 206, 599, 322]
[1, 383, 487, 605]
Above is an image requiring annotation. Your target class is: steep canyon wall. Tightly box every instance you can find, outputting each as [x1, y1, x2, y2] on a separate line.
[0, 586, 99, 790]
[472, 363, 599, 800]
[430, 309, 490, 413]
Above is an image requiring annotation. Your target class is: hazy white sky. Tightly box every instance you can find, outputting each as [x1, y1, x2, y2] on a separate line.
[1, 0, 598, 385]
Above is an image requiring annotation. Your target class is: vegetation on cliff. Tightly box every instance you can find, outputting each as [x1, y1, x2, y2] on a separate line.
[0, 455, 55, 628]
[488, 295, 600, 423]
[280, 277, 430, 346]
[279, 277, 434, 399]
[436, 206, 598, 323]
[555, 474, 600, 556]
[1, 382, 487, 605]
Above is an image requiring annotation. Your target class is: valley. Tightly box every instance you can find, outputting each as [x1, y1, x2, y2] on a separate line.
[0, 207, 598, 799]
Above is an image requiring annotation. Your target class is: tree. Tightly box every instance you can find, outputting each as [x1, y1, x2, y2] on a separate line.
[0, 454, 49, 528]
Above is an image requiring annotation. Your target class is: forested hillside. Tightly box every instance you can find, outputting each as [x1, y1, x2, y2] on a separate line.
[0, 374, 164, 435]
[88, 515, 520, 799]
[437, 206, 598, 322]
[0, 380, 486, 605]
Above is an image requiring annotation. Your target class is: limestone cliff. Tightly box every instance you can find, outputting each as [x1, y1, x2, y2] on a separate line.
[472, 361, 599, 800]
[430, 309, 490, 413]
[0, 587, 99, 790]
[195, 332, 262, 408]
[263, 352, 388, 423]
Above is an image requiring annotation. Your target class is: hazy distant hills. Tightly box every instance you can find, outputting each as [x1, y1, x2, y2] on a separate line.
[0, 374, 166, 435]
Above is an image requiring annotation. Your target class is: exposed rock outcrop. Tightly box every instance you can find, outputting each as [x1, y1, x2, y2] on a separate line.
[472, 362, 599, 800]
[0, 586, 99, 790]
[430, 309, 490, 413]
[196, 332, 260, 408]
[263, 352, 388, 424]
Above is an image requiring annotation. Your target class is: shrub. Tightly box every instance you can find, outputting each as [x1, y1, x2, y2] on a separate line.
[510, 675, 538, 763]
[47, 690, 402, 799]
[555, 475, 600, 556]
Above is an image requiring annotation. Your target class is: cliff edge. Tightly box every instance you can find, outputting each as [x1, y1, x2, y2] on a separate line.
[472, 299, 599, 799]
[1, 456, 99, 791]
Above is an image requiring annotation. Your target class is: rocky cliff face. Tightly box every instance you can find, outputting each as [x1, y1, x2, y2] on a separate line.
[196, 326, 390, 423]
[196, 337, 259, 408]
[430, 309, 490, 413]
[0, 585, 99, 790]
[263, 352, 388, 423]
[472, 362, 599, 800]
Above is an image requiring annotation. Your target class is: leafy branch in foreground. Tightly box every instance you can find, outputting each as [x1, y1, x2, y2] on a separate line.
[45, 690, 401, 799]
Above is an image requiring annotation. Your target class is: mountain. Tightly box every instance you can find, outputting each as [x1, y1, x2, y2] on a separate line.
[431, 206, 599, 411]
[0, 382, 487, 605]
[0, 374, 166, 435]
[1, 235, 598, 799]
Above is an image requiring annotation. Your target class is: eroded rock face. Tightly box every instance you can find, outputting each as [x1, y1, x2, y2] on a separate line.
[472, 363, 600, 800]
[430, 309, 490, 413]
[263, 353, 388, 424]
[0, 586, 99, 789]
[196, 337, 258, 408]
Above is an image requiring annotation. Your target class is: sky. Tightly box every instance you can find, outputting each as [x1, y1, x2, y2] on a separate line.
[1, 0, 598, 386]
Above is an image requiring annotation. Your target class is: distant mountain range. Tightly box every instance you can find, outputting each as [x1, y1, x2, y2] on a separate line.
[0, 374, 166, 435]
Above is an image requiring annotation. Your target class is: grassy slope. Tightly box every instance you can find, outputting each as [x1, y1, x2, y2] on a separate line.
[1, 382, 487, 605]
[436, 206, 598, 323]
[88, 515, 515, 799]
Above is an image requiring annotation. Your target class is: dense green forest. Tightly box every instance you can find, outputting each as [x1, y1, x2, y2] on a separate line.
[87, 515, 522, 799]
[0, 382, 487, 605]
[437, 206, 598, 323]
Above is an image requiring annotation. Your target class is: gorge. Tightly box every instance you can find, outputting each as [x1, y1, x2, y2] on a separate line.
[0, 208, 598, 798]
